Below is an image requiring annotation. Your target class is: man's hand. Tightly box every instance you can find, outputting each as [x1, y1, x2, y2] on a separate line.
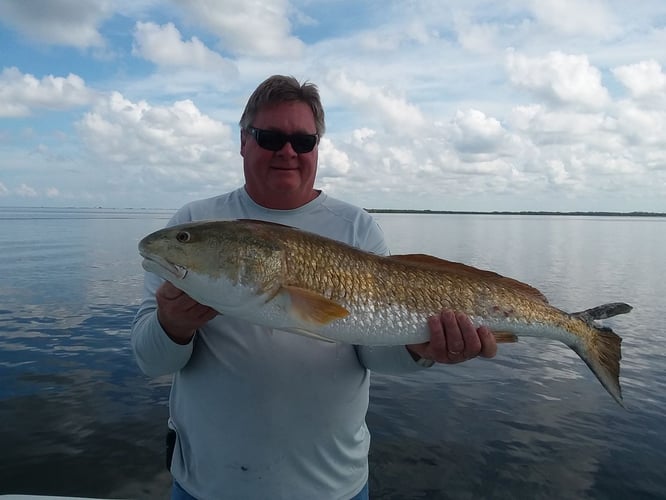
[155, 281, 218, 344]
[408, 310, 497, 364]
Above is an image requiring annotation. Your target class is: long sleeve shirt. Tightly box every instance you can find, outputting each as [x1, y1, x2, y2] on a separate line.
[131, 187, 427, 500]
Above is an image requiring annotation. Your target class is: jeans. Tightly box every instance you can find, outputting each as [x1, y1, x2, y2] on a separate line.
[171, 479, 370, 500]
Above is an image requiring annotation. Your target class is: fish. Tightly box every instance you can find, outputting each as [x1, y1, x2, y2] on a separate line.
[139, 219, 631, 405]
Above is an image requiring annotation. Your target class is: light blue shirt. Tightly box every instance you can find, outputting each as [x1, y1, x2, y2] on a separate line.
[131, 187, 427, 500]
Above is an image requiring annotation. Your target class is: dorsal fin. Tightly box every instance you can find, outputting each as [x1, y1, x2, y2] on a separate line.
[388, 253, 549, 303]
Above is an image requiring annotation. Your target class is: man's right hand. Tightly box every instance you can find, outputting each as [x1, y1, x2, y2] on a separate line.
[155, 281, 218, 344]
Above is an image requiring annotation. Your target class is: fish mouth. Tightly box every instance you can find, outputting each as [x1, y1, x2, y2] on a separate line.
[140, 253, 188, 280]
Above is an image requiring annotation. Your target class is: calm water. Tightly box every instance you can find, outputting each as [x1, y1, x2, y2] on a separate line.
[1, 208, 664, 499]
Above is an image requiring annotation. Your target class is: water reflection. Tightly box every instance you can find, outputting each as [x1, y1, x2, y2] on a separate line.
[2, 209, 665, 498]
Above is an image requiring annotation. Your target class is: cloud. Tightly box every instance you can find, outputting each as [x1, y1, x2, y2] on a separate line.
[0, 181, 65, 200]
[451, 109, 513, 155]
[508, 105, 612, 145]
[527, 0, 620, 38]
[1, 0, 665, 211]
[77, 92, 234, 166]
[0, 67, 95, 117]
[613, 60, 666, 99]
[16, 183, 38, 197]
[453, 11, 500, 54]
[0, 0, 112, 48]
[132, 22, 237, 76]
[614, 102, 666, 149]
[357, 20, 439, 52]
[506, 50, 610, 109]
[318, 137, 351, 178]
[74, 92, 243, 202]
[172, 0, 304, 57]
[326, 72, 427, 133]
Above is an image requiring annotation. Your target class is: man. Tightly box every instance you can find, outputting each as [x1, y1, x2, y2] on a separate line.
[131, 75, 496, 500]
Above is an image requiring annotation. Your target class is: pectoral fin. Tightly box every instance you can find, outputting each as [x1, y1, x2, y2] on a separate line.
[281, 285, 350, 326]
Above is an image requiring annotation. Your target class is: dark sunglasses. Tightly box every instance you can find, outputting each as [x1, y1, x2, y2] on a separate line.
[246, 126, 318, 154]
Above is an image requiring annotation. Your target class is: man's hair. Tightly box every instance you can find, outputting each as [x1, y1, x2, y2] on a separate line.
[239, 75, 326, 136]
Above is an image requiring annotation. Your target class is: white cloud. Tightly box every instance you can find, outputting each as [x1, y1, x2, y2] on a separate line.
[74, 92, 242, 202]
[614, 102, 666, 148]
[451, 109, 511, 154]
[357, 20, 439, 52]
[613, 60, 666, 99]
[132, 22, 237, 75]
[508, 105, 613, 145]
[173, 0, 304, 57]
[77, 92, 234, 166]
[326, 72, 427, 134]
[506, 50, 610, 109]
[318, 137, 351, 178]
[453, 11, 500, 54]
[0, 67, 95, 117]
[0, 0, 111, 48]
[1, 0, 665, 210]
[16, 183, 38, 197]
[527, 0, 619, 38]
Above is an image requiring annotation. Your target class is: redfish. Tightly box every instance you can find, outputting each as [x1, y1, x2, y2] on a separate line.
[139, 219, 630, 405]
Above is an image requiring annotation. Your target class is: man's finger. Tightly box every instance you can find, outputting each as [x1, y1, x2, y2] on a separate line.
[441, 310, 464, 356]
[426, 314, 447, 359]
[478, 326, 497, 358]
[457, 312, 481, 357]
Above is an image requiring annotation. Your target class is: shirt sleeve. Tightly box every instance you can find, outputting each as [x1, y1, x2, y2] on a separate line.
[130, 207, 197, 377]
[130, 269, 196, 377]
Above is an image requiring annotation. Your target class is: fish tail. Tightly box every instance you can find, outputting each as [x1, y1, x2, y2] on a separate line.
[570, 324, 623, 406]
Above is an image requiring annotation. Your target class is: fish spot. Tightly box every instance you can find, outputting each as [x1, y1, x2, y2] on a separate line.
[241, 465, 248, 472]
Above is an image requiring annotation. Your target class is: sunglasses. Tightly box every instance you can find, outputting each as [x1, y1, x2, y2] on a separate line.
[246, 126, 319, 154]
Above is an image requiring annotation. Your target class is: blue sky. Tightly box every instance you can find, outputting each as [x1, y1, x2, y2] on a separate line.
[1, 0, 665, 211]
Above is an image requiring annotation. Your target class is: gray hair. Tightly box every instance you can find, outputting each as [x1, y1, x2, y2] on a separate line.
[239, 75, 326, 136]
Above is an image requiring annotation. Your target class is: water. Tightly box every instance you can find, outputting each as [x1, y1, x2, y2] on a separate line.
[1, 208, 665, 499]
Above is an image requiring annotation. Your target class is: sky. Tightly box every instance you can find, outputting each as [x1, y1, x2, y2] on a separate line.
[1, 0, 665, 212]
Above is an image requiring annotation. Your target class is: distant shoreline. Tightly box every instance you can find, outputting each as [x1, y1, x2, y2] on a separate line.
[1, 206, 665, 217]
[366, 209, 666, 217]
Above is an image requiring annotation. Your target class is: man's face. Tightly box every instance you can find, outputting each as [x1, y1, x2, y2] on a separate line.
[241, 101, 319, 210]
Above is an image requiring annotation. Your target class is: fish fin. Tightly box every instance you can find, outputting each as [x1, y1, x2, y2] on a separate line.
[494, 331, 519, 343]
[571, 326, 624, 407]
[281, 285, 350, 326]
[238, 218, 295, 230]
[389, 254, 549, 303]
[572, 302, 633, 321]
[283, 328, 337, 343]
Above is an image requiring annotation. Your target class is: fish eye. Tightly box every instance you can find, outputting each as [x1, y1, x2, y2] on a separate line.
[176, 231, 191, 243]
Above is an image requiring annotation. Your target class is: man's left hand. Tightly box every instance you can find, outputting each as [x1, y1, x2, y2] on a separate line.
[407, 310, 497, 364]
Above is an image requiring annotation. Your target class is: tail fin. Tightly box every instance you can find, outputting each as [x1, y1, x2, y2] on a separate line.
[571, 324, 624, 407]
